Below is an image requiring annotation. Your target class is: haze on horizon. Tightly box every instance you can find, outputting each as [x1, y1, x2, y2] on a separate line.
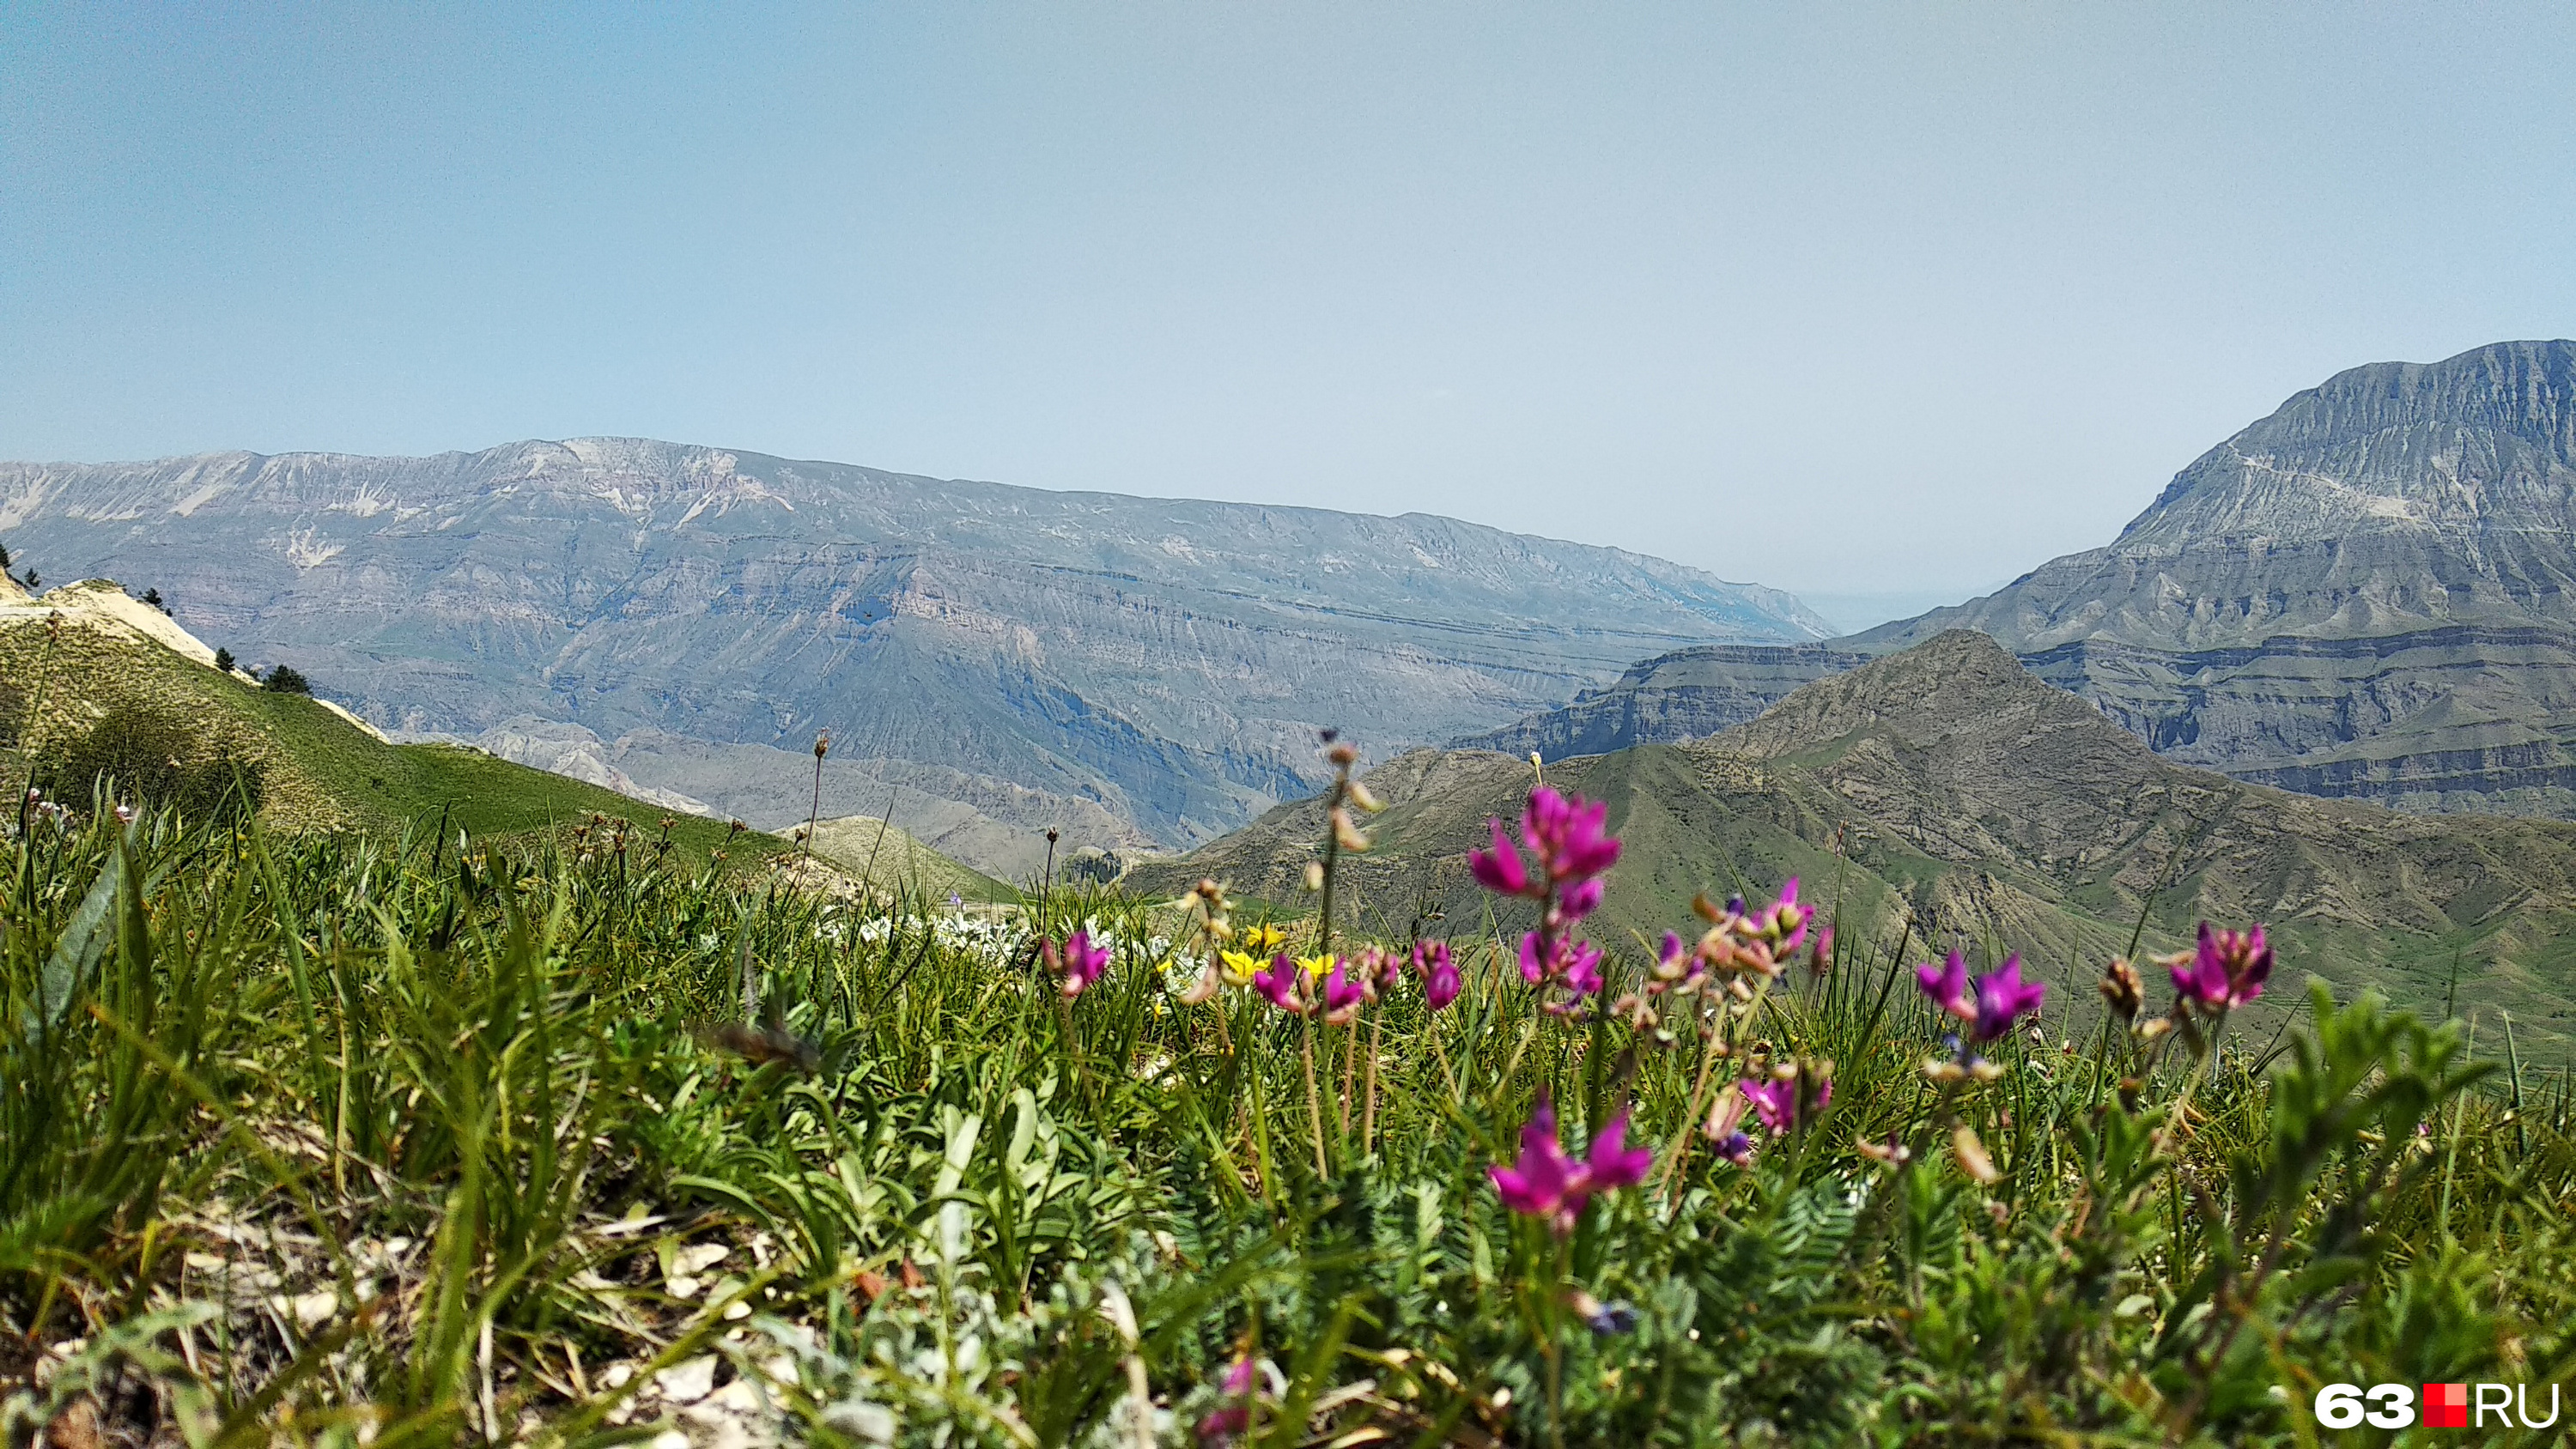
[5, 3, 2573, 633]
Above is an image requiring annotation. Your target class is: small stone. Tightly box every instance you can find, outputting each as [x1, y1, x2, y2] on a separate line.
[655, 1355, 718, 1404]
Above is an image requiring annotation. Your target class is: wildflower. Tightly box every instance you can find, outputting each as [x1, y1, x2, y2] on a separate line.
[1807, 925, 1834, 977]
[1413, 940, 1460, 1010]
[1251, 955, 1304, 1012]
[1239, 924, 1288, 955]
[113, 802, 137, 825]
[2099, 957, 2146, 1021]
[1740, 1059, 1833, 1133]
[1489, 1096, 1653, 1234]
[1704, 1085, 1756, 1166]
[1217, 949, 1265, 987]
[1045, 931, 1110, 999]
[1319, 962, 1364, 1026]
[1915, 950, 2046, 1042]
[1196, 1357, 1261, 1442]
[1467, 786, 1620, 903]
[2168, 922, 2272, 1009]
[1752, 877, 1812, 951]
[1971, 955, 2047, 1040]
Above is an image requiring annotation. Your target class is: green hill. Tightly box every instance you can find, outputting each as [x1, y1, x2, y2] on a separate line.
[1, 579, 823, 871]
[784, 813, 1014, 903]
[1137, 631, 2576, 1056]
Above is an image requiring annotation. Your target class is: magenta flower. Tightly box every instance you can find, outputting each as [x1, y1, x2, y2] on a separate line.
[1917, 951, 2047, 1043]
[1414, 940, 1461, 1011]
[1320, 963, 1365, 1026]
[1583, 1110, 1653, 1191]
[1971, 955, 2047, 1041]
[1740, 1076, 1799, 1132]
[1196, 1357, 1260, 1442]
[2172, 922, 2272, 1009]
[1467, 786, 1620, 906]
[1251, 955, 1303, 1012]
[1757, 877, 1812, 950]
[1467, 819, 1534, 895]
[1048, 931, 1109, 999]
[1489, 1095, 1654, 1234]
[1915, 950, 1974, 1023]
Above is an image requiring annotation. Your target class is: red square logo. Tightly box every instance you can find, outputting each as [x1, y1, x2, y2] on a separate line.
[2422, 1382, 2468, 1428]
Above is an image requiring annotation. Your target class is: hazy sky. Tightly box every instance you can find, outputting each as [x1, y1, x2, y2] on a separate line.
[7, 4, 2573, 630]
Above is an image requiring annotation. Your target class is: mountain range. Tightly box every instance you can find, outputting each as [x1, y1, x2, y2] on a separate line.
[1142, 630, 2576, 1054]
[1468, 340, 2576, 819]
[0, 439, 1827, 877]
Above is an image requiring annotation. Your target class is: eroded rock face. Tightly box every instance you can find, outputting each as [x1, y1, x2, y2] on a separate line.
[0, 438, 1829, 861]
[1470, 341, 2576, 818]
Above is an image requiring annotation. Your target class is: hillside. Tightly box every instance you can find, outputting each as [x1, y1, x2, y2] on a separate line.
[787, 813, 1013, 904]
[0, 439, 1830, 866]
[1147, 631, 2576, 1053]
[0, 575, 974, 885]
[1468, 341, 2576, 821]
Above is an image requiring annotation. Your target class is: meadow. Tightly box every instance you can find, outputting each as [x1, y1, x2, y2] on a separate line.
[7, 758, 2576, 1447]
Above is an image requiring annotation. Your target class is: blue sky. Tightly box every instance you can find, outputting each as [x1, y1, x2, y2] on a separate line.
[5, 3, 2573, 630]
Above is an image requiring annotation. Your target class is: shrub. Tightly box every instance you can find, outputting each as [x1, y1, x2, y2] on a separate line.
[213, 646, 234, 674]
[36, 703, 265, 822]
[262, 664, 310, 694]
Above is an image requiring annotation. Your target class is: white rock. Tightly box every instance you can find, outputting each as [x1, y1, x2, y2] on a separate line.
[655, 1356, 719, 1404]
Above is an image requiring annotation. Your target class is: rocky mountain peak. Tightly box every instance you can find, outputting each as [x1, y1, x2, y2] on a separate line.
[2117, 339, 2576, 549]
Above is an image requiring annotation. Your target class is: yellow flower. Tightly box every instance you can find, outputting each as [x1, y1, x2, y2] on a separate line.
[1296, 953, 1337, 981]
[1241, 924, 1288, 954]
[1218, 949, 1266, 987]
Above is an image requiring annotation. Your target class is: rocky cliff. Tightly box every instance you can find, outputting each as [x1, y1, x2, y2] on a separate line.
[0, 438, 1829, 866]
[1467, 341, 2576, 819]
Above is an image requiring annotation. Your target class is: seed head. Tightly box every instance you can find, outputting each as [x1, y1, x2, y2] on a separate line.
[812, 731, 830, 760]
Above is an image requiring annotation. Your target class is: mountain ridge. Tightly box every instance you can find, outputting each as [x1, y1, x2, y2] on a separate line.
[0, 437, 1830, 870]
[1141, 629, 2576, 1053]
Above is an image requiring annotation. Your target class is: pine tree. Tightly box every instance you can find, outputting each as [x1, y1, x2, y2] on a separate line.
[264, 664, 311, 695]
[214, 647, 235, 674]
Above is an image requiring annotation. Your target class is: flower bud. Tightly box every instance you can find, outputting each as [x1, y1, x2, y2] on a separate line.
[1327, 740, 1360, 767]
[1303, 862, 1326, 893]
[1951, 1124, 2000, 1185]
[2098, 958, 2146, 1022]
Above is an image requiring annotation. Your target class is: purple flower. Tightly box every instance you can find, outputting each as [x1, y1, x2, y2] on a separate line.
[1467, 786, 1620, 906]
[1197, 1358, 1260, 1442]
[1467, 819, 1534, 896]
[1414, 941, 1460, 1011]
[1704, 1086, 1757, 1165]
[2171, 922, 2272, 1009]
[1583, 1109, 1653, 1191]
[1320, 963, 1364, 1026]
[1251, 954, 1303, 1012]
[1757, 877, 1812, 950]
[1489, 1095, 1654, 1234]
[1915, 950, 1974, 1023]
[1917, 951, 2047, 1043]
[1049, 931, 1109, 999]
[1971, 955, 2047, 1042]
[1739, 1067, 1831, 1133]
[1740, 1076, 1799, 1132]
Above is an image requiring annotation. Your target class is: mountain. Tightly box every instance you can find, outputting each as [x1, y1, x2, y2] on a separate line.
[1468, 341, 2576, 818]
[0, 439, 1831, 871]
[1145, 632, 2576, 1053]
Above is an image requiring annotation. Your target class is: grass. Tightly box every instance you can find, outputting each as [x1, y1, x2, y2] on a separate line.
[7, 780, 2576, 1447]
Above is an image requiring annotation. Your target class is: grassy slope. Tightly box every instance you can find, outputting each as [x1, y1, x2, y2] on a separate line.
[787, 813, 1015, 903]
[3, 604, 775, 865]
